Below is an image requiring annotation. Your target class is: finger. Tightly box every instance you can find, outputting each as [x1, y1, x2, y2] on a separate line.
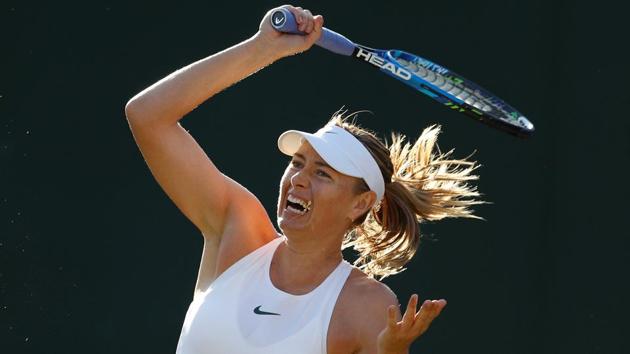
[305, 15, 323, 43]
[428, 300, 446, 317]
[314, 15, 324, 32]
[415, 300, 435, 323]
[285, 6, 305, 30]
[387, 305, 398, 330]
[412, 300, 444, 334]
[402, 294, 418, 326]
[435, 299, 447, 314]
[410, 300, 434, 333]
[296, 8, 310, 32]
[297, 9, 312, 33]
[304, 9, 314, 33]
[297, 12, 305, 31]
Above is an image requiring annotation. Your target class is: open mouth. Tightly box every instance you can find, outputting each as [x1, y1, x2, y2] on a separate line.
[285, 194, 311, 215]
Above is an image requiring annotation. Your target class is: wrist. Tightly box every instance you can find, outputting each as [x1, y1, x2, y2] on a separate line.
[249, 32, 286, 63]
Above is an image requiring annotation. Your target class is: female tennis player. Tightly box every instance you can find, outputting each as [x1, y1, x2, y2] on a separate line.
[125, 5, 482, 354]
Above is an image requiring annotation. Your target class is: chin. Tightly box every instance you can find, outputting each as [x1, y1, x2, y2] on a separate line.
[277, 216, 298, 234]
[277, 215, 309, 237]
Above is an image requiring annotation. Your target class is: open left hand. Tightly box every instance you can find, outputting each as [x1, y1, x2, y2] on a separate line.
[377, 294, 447, 353]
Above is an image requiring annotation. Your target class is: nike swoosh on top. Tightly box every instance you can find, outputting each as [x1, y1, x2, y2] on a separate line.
[253, 305, 281, 316]
[274, 16, 285, 25]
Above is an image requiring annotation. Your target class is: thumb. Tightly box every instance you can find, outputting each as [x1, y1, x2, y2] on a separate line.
[304, 15, 324, 45]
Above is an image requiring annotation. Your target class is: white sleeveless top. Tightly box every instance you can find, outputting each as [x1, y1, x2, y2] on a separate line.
[175, 236, 353, 354]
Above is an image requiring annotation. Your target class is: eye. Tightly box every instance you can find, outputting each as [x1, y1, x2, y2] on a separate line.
[316, 169, 331, 178]
[290, 160, 303, 168]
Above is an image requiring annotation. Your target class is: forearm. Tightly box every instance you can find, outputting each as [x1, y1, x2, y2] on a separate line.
[125, 34, 279, 126]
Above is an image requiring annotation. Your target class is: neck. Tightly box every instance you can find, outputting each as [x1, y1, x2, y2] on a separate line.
[282, 232, 343, 266]
[271, 231, 345, 294]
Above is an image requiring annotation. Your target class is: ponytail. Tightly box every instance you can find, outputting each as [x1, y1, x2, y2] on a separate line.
[331, 112, 484, 279]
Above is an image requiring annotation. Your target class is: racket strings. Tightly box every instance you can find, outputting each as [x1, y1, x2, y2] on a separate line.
[392, 54, 533, 134]
[396, 57, 495, 114]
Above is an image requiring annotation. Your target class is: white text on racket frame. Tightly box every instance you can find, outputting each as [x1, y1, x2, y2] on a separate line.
[416, 58, 449, 75]
[355, 47, 412, 80]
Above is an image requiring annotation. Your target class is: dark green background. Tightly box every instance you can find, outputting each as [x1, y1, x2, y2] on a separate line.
[2, 0, 628, 353]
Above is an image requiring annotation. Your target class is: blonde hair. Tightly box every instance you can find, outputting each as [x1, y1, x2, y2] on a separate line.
[331, 110, 485, 279]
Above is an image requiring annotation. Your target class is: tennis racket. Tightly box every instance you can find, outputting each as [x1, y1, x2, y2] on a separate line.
[270, 8, 534, 138]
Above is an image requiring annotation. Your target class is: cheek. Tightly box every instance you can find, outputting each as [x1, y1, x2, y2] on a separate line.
[279, 168, 292, 190]
[314, 183, 354, 214]
[277, 169, 291, 205]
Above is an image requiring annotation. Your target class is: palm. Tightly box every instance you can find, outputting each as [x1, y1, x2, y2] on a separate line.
[377, 294, 447, 353]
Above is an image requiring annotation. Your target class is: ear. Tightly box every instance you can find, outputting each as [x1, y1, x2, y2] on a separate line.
[348, 190, 377, 222]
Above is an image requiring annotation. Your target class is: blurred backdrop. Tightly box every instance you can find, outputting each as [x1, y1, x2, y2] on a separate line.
[2, 0, 629, 353]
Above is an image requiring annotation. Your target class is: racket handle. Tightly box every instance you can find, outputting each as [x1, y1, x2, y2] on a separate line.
[270, 8, 356, 56]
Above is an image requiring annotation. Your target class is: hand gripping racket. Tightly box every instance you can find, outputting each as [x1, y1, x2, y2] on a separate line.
[270, 8, 535, 138]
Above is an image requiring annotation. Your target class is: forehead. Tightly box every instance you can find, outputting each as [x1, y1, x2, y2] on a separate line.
[293, 141, 336, 170]
[294, 140, 322, 159]
[292, 141, 362, 186]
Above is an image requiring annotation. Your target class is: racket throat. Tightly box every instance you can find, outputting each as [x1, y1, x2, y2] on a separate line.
[353, 46, 412, 81]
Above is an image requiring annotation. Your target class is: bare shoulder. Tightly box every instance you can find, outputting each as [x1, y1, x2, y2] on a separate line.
[344, 269, 399, 309]
[348, 271, 400, 354]
[330, 268, 400, 354]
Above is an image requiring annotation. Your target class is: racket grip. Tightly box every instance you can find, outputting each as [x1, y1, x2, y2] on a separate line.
[270, 8, 356, 56]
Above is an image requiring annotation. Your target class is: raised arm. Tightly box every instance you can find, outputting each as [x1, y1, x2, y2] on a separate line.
[124, 34, 276, 237]
[124, 6, 323, 293]
[124, 6, 323, 236]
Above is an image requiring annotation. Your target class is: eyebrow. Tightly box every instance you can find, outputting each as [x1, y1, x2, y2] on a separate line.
[294, 153, 333, 170]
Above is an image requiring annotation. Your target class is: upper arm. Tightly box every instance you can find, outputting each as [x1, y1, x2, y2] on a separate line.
[125, 108, 279, 296]
[355, 282, 401, 354]
[125, 116, 257, 237]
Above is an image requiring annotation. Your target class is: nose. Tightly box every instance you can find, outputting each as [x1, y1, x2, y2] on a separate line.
[290, 168, 309, 189]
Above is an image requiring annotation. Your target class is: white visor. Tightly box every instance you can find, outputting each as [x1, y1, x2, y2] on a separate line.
[277, 123, 385, 201]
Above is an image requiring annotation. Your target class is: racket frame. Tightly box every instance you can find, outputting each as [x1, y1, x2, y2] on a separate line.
[270, 7, 534, 138]
[351, 46, 534, 137]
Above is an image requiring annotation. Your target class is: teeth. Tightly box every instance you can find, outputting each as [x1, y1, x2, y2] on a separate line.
[287, 204, 307, 215]
[287, 194, 311, 211]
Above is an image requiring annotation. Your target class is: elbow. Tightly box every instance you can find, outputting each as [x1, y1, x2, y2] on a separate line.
[124, 94, 176, 127]
[125, 94, 156, 127]
[124, 93, 180, 127]
[124, 96, 143, 123]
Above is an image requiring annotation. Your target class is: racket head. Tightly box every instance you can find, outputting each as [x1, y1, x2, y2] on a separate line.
[359, 46, 534, 138]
